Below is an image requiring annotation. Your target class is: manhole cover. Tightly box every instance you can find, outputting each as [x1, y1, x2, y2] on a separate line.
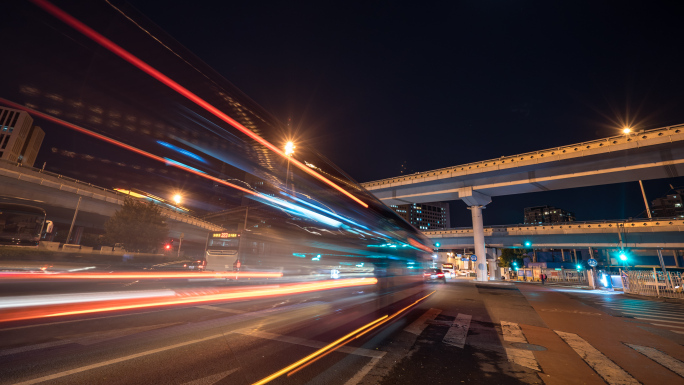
[511, 342, 547, 351]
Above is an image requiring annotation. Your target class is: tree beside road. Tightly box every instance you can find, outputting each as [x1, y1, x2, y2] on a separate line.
[104, 198, 168, 253]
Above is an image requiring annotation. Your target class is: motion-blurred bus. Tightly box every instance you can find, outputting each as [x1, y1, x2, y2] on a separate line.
[204, 231, 241, 272]
[0, 203, 53, 246]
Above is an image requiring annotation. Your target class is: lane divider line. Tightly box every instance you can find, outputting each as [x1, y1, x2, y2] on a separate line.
[254, 291, 435, 384]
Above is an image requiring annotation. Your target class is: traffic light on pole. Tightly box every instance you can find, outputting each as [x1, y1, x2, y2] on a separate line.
[618, 250, 628, 261]
[434, 242, 441, 249]
[524, 241, 532, 248]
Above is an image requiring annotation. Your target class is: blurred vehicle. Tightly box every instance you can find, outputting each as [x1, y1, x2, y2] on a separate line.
[204, 231, 241, 273]
[423, 268, 446, 283]
[441, 263, 455, 278]
[453, 270, 469, 277]
[0, 203, 52, 246]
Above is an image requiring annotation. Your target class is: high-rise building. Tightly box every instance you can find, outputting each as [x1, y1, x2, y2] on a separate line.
[0, 107, 44, 167]
[524, 205, 575, 224]
[651, 188, 684, 218]
[390, 202, 450, 230]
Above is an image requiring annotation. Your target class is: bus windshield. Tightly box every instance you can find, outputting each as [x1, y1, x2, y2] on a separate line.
[205, 232, 241, 257]
[0, 203, 46, 246]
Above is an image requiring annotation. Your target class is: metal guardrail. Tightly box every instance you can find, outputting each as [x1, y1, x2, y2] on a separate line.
[424, 218, 684, 236]
[0, 159, 223, 231]
[362, 123, 684, 188]
[515, 267, 587, 283]
[621, 268, 684, 299]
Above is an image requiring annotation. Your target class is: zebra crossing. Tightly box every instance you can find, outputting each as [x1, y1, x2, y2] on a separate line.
[405, 308, 684, 384]
[578, 295, 684, 334]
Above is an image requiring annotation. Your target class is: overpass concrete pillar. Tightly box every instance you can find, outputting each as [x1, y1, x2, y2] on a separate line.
[469, 205, 487, 281]
[460, 188, 491, 282]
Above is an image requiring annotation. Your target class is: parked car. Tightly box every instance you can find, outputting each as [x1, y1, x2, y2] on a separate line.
[423, 268, 447, 283]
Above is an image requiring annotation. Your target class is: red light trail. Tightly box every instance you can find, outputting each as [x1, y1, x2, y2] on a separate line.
[0, 278, 377, 323]
[29, 0, 367, 209]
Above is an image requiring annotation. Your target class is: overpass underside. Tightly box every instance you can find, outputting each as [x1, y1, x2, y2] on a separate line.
[362, 125, 684, 281]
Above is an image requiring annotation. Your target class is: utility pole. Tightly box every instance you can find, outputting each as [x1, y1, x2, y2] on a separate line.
[66, 197, 81, 244]
[177, 233, 184, 258]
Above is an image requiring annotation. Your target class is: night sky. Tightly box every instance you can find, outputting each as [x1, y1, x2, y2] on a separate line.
[17, 0, 684, 226]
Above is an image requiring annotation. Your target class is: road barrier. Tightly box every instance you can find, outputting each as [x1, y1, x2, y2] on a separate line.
[515, 267, 587, 283]
[621, 268, 684, 299]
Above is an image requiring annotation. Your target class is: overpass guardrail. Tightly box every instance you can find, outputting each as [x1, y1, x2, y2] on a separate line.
[0, 159, 223, 231]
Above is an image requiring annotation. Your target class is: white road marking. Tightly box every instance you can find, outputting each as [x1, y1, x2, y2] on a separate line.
[623, 312, 684, 320]
[181, 368, 239, 385]
[342, 354, 386, 385]
[634, 317, 684, 325]
[625, 343, 684, 377]
[13, 332, 228, 385]
[500, 321, 540, 371]
[607, 307, 684, 316]
[442, 313, 471, 348]
[650, 323, 684, 330]
[197, 305, 247, 314]
[403, 308, 441, 335]
[504, 347, 540, 371]
[501, 321, 527, 343]
[233, 329, 384, 358]
[555, 331, 639, 385]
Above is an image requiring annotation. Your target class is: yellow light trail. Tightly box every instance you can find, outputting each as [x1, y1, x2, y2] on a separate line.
[254, 290, 436, 384]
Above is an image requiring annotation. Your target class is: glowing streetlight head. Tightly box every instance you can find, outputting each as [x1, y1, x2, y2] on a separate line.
[173, 194, 182, 205]
[284, 141, 295, 156]
[622, 127, 632, 134]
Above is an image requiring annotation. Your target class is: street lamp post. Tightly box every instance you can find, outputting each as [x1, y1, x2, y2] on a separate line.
[284, 141, 295, 190]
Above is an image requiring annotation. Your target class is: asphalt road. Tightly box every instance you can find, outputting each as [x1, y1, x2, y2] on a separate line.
[1, 278, 684, 384]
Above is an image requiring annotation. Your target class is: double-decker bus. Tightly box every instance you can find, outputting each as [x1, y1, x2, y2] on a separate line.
[0, 203, 52, 246]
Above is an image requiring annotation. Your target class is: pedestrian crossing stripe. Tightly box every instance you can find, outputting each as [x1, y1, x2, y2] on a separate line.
[408, 308, 684, 381]
[501, 321, 540, 372]
[625, 343, 684, 377]
[555, 331, 639, 385]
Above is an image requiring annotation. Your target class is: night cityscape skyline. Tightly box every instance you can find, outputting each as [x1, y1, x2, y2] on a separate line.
[13, 0, 684, 227]
[2, 3, 684, 384]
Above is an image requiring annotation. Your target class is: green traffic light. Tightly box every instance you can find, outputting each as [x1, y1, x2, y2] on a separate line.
[524, 241, 532, 247]
[435, 242, 440, 248]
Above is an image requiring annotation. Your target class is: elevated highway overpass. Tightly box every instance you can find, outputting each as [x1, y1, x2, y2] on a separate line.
[362, 124, 684, 280]
[424, 219, 684, 250]
[0, 161, 223, 243]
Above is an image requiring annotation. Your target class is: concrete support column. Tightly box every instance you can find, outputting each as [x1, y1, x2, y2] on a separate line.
[561, 249, 565, 262]
[532, 249, 537, 263]
[469, 205, 487, 281]
[460, 187, 491, 282]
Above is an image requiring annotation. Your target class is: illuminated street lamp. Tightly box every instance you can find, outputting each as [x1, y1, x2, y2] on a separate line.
[622, 127, 632, 135]
[284, 141, 295, 189]
[173, 193, 182, 205]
